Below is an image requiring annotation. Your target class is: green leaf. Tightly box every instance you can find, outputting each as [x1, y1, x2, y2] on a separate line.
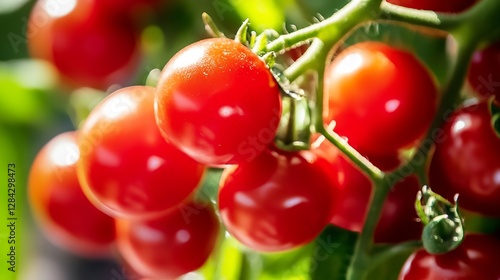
[309, 225, 358, 280]
[261, 243, 314, 277]
[0, 60, 60, 125]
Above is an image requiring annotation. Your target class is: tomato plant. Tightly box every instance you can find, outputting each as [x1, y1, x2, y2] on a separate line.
[20, 0, 500, 279]
[115, 201, 219, 279]
[429, 101, 500, 218]
[399, 234, 500, 279]
[324, 41, 438, 156]
[155, 37, 282, 166]
[28, 131, 115, 257]
[468, 41, 500, 104]
[77, 86, 205, 219]
[218, 148, 335, 252]
[386, 0, 477, 13]
[28, 0, 140, 89]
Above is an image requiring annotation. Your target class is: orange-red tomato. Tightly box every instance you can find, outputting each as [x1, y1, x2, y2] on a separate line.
[28, 131, 115, 257]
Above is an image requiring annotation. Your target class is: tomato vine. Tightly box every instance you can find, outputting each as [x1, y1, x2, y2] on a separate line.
[228, 0, 500, 278]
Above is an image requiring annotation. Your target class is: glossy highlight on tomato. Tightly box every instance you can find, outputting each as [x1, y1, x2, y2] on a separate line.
[324, 41, 438, 156]
[28, 131, 115, 257]
[155, 38, 282, 166]
[387, 0, 477, 13]
[429, 100, 500, 218]
[77, 86, 205, 219]
[28, 0, 140, 89]
[218, 148, 335, 252]
[116, 202, 219, 279]
[399, 234, 500, 280]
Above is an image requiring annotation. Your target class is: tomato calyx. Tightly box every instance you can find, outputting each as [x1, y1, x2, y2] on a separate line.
[415, 186, 464, 254]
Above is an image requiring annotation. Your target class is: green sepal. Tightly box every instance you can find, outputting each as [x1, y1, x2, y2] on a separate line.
[201, 12, 226, 38]
[415, 186, 465, 254]
[235, 18, 250, 45]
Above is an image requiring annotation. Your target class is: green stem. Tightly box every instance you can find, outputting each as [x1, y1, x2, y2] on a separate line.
[379, 2, 461, 32]
[380, 0, 500, 43]
[346, 177, 390, 280]
[266, 0, 383, 54]
[319, 126, 384, 182]
[283, 38, 324, 82]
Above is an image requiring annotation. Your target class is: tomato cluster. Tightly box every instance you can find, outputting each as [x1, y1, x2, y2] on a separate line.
[27, 0, 500, 279]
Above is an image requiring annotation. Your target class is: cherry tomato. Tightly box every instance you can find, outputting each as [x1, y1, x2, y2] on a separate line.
[324, 41, 438, 156]
[313, 138, 422, 243]
[386, 0, 477, 13]
[28, 0, 140, 89]
[155, 38, 282, 166]
[28, 131, 115, 257]
[218, 148, 335, 252]
[77, 86, 205, 219]
[468, 41, 500, 104]
[115, 201, 219, 279]
[399, 234, 500, 279]
[429, 100, 500, 218]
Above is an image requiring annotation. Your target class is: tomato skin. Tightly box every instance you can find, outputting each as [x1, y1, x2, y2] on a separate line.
[115, 202, 219, 279]
[155, 38, 282, 166]
[387, 0, 477, 13]
[429, 101, 500, 218]
[314, 138, 422, 243]
[399, 234, 500, 280]
[218, 148, 335, 252]
[324, 41, 437, 156]
[28, 131, 115, 257]
[468, 42, 500, 104]
[77, 86, 205, 219]
[28, 0, 139, 90]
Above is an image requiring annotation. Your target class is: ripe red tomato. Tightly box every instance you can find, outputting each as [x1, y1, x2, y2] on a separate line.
[399, 234, 500, 279]
[429, 101, 500, 218]
[28, 131, 115, 257]
[386, 0, 477, 13]
[218, 148, 335, 252]
[324, 41, 438, 156]
[155, 38, 282, 166]
[115, 201, 219, 279]
[468, 41, 500, 104]
[77, 86, 205, 219]
[313, 138, 422, 243]
[28, 0, 140, 89]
